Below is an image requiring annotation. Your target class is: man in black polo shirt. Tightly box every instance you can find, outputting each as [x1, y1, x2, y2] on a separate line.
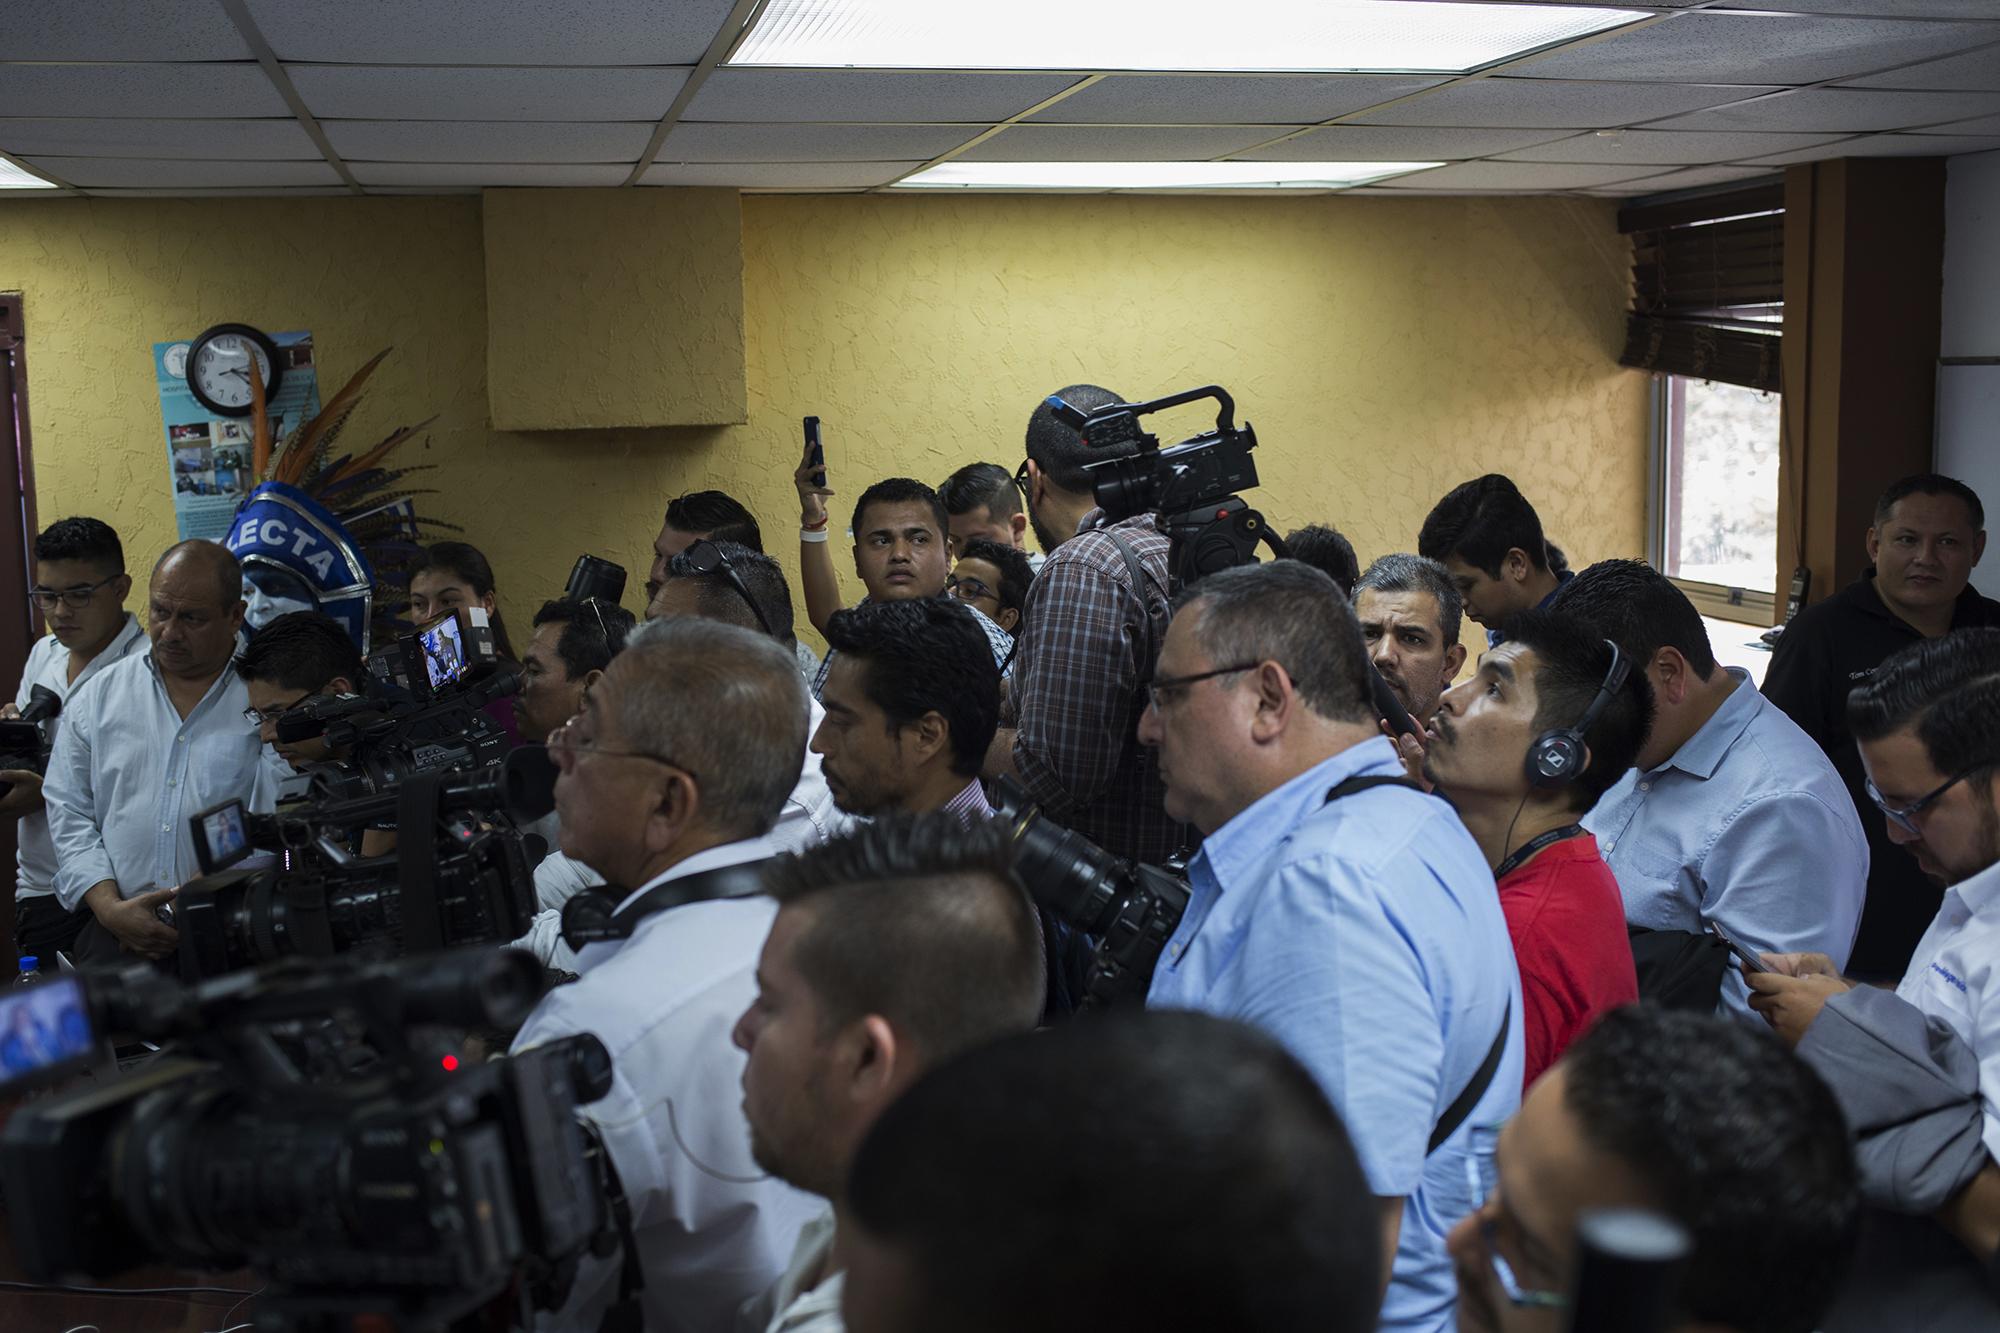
[1764, 473, 2000, 978]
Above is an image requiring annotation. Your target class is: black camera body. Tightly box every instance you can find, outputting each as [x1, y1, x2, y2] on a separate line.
[277, 665, 520, 808]
[1055, 384, 1276, 592]
[0, 950, 614, 1331]
[991, 777, 1190, 1010]
[174, 747, 555, 982]
[0, 683, 62, 775]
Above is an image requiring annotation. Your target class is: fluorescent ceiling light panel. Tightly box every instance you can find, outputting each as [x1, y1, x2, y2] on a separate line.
[731, 0, 1645, 74]
[895, 160, 1441, 190]
[0, 158, 58, 189]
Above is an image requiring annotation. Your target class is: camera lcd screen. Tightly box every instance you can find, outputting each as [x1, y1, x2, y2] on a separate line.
[417, 613, 469, 692]
[0, 976, 95, 1093]
[194, 798, 252, 874]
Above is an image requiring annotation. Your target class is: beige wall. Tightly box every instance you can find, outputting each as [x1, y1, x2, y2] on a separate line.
[0, 190, 1646, 651]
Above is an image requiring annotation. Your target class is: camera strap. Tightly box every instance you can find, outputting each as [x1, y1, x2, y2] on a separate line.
[1320, 774, 1512, 1154]
[559, 859, 774, 952]
[1105, 528, 1170, 685]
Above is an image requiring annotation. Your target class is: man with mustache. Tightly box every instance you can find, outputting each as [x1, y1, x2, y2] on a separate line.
[1354, 554, 1467, 729]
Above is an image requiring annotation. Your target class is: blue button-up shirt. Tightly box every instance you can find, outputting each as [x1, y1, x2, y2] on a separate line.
[1584, 667, 1867, 1016]
[44, 650, 278, 910]
[1148, 737, 1523, 1333]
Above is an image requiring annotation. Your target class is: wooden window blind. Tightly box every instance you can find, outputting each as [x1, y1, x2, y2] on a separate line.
[1618, 181, 1784, 393]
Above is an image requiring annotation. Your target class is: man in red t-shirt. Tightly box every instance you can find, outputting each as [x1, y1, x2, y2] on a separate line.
[1416, 609, 1653, 1088]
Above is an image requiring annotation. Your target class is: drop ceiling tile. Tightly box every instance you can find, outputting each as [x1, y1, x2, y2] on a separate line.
[365, 186, 484, 195]
[85, 187, 354, 198]
[655, 122, 976, 162]
[685, 71, 1081, 123]
[1375, 161, 1672, 190]
[1588, 164, 1780, 194]
[0, 64, 290, 118]
[1024, 75, 1449, 125]
[243, 0, 738, 65]
[639, 161, 923, 187]
[1651, 87, 2000, 132]
[325, 120, 654, 162]
[1233, 125, 1579, 161]
[24, 157, 343, 188]
[1843, 44, 2000, 92]
[1514, 13, 1995, 86]
[1738, 0, 2000, 16]
[349, 162, 632, 185]
[1495, 128, 1852, 163]
[955, 125, 1302, 162]
[1931, 112, 2000, 135]
[1347, 78, 1784, 129]
[0, 1, 251, 59]
[1738, 131, 2000, 164]
[0, 118, 319, 160]
[287, 65, 691, 121]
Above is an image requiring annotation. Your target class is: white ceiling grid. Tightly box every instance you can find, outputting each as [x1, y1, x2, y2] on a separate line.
[0, 0, 1996, 199]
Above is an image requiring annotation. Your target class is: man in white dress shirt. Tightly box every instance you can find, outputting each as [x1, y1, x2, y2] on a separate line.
[510, 617, 819, 1331]
[1, 517, 148, 959]
[44, 540, 272, 966]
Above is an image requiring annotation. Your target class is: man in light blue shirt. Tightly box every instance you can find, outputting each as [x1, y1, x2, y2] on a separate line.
[44, 541, 275, 965]
[1555, 560, 1867, 1015]
[1139, 561, 1523, 1333]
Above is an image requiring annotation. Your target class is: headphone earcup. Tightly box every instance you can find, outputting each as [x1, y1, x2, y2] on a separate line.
[1528, 730, 1587, 789]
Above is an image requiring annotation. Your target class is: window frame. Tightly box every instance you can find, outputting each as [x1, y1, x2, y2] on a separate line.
[1647, 372, 1777, 628]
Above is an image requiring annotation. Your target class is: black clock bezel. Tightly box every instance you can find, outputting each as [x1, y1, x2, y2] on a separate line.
[185, 323, 285, 419]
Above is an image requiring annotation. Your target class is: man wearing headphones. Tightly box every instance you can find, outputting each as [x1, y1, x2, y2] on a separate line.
[1418, 610, 1653, 1089]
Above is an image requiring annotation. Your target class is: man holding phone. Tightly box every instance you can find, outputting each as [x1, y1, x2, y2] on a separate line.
[1746, 628, 2000, 1328]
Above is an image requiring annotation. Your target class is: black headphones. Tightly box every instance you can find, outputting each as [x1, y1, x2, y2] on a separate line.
[1526, 639, 1630, 789]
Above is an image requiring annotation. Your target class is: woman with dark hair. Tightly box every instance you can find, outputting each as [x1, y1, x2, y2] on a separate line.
[408, 541, 521, 744]
[409, 541, 517, 660]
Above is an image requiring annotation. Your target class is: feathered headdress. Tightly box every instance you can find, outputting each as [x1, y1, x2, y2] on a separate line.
[223, 348, 459, 653]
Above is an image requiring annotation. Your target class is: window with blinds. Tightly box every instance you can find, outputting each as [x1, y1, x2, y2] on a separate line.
[1618, 182, 1783, 394]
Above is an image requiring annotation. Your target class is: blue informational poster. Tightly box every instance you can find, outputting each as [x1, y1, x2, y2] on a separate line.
[152, 330, 322, 541]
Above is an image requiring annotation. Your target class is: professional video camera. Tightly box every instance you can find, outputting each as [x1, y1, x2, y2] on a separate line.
[171, 745, 555, 982]
[1052, 382, 1421, 738]
[1051, 383, 1280, 593]
[0, 948, 617, 1332]
[0, 683, 61, 795]
[990, 777, 1189, 1010]
[564, 553, 628, 607]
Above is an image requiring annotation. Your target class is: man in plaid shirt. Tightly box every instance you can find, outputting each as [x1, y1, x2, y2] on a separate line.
[986, 384, 1189, 865]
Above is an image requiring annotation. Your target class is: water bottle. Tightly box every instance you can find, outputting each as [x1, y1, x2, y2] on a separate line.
[13, 955, 39, 986]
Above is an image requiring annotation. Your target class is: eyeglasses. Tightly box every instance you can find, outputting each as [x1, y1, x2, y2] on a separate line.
[946, 575, 996, 603]
[1012, 458, 1032, 495]
[243, 693, 316, 727]
[1866, 765, 1990, 836]
[1144, 661, 1263, 712]
[30, 573, 124, 612]
[547, 713, 696, 779]
[679, 539, 774, 638]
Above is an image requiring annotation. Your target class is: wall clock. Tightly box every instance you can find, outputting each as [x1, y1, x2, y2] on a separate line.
[186, 323, 283, 418]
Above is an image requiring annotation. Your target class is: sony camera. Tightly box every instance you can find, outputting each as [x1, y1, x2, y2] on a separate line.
[0, 948, 615, 1331]
[364, 604, 502, 705]
[170, 746, 554, 982]
[990, 777, 1190, 1009]
[1051, 383, 1274, 590]
[0, 684, 62, 790]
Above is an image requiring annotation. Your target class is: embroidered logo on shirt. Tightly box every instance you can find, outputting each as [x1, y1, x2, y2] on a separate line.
[1931, 960, 1970, 994]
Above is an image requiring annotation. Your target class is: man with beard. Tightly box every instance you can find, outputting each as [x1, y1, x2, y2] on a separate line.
[1354, 554, 1467, 730]
[732, 817, 1045, 1333]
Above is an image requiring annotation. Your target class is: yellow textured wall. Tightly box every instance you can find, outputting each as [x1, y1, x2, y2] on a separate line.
[0, 191, 1644, 654]
[484, 188, 747, 430]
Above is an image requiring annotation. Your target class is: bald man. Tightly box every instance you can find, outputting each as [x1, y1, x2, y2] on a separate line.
[45, 540, 279, 964]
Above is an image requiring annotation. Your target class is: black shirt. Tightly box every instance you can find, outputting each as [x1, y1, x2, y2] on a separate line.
[1761, 569, 2000, 977]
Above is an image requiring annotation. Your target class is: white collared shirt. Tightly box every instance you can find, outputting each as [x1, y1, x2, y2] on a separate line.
[43, 648, 277, 910]
[1897, 855, 2000, 1160]
[512, 836, 818, 1333]
[12, 616, 148, 900]
[738, 1207, 843, 1333]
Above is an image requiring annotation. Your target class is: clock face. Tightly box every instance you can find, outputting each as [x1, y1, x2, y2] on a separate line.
[189, 332, 274, 413]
